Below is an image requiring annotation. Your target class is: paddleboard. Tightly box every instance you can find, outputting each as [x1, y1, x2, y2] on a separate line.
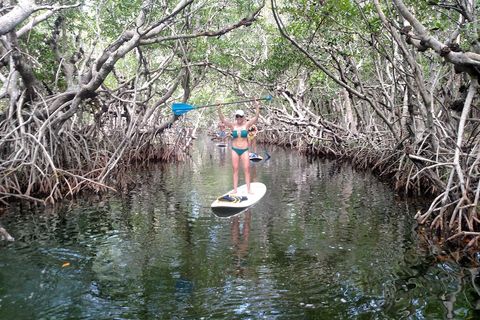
[211, 182, 267, 212]
[217, 143, 227, 147]
[249, 152, 263, 162]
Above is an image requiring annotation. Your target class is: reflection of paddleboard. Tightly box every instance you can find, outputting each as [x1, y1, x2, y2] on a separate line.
[212, 206, 248, 218]
[249, 153, 263, 162]
[211, 182, 266, 213]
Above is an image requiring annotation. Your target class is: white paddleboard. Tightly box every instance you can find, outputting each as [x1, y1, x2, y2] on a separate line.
[211, 182, 267, 210]
[249, 153, 263, 162]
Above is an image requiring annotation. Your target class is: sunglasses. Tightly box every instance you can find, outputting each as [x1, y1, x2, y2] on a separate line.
[235, 115, 244, 118]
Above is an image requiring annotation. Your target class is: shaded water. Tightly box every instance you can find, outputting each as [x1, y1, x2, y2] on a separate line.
[1, 137, 480, 319]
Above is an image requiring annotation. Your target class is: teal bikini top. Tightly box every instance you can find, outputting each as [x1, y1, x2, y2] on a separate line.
[232, 129, 248, 139]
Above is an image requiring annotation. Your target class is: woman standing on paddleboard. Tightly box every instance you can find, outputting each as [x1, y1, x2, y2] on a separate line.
[218, 101, 260, 194]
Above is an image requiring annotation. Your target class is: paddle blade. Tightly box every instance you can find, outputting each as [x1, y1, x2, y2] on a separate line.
[264, 95, 273, 101]
[172, 102, 196, 116]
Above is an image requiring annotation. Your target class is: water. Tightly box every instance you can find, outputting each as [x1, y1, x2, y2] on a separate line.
[1, 137, 480, 319]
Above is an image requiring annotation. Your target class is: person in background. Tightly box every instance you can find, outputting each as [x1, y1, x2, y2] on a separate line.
[248, 124, 258, 157]
[218, 101, 260, 194]
[217, 122, 227, 144]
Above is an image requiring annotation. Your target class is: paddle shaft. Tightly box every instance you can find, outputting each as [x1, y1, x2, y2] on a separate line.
[196, 97, 269, 109]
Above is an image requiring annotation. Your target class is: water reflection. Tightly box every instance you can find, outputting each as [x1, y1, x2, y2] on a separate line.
[1, 136, 479, 319]
[231, 210, 251, 278]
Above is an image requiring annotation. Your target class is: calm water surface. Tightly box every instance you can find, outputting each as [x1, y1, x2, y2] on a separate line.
[1, 137, 479, 319]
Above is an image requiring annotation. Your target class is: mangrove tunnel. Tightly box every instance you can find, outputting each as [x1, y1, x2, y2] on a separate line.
[1, 0, 480, 318]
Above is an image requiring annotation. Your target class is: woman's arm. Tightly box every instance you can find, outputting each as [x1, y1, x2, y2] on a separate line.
[217, 102, 234, 129]
[246, 101, 260, 128]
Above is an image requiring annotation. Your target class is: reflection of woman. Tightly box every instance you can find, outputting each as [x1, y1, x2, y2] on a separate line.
[218, 101, 260, 194]
[231, 211, 251, 277]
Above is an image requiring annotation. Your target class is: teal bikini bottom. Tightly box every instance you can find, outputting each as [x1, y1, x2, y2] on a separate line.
[232, 146, 248, 156]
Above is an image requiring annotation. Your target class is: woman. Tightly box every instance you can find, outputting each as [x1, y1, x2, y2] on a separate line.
[247, 124, 258, 156]
[217, 121, 227, 143]
[218, 101, 260, 194]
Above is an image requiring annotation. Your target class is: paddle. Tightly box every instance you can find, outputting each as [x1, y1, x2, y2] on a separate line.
[172, 95, 272, 116]
[264, 148, 271, 161]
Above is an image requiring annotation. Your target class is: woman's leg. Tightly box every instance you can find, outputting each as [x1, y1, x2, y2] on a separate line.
[241, 151, 252, 193]
[231, 150, 240, 193]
